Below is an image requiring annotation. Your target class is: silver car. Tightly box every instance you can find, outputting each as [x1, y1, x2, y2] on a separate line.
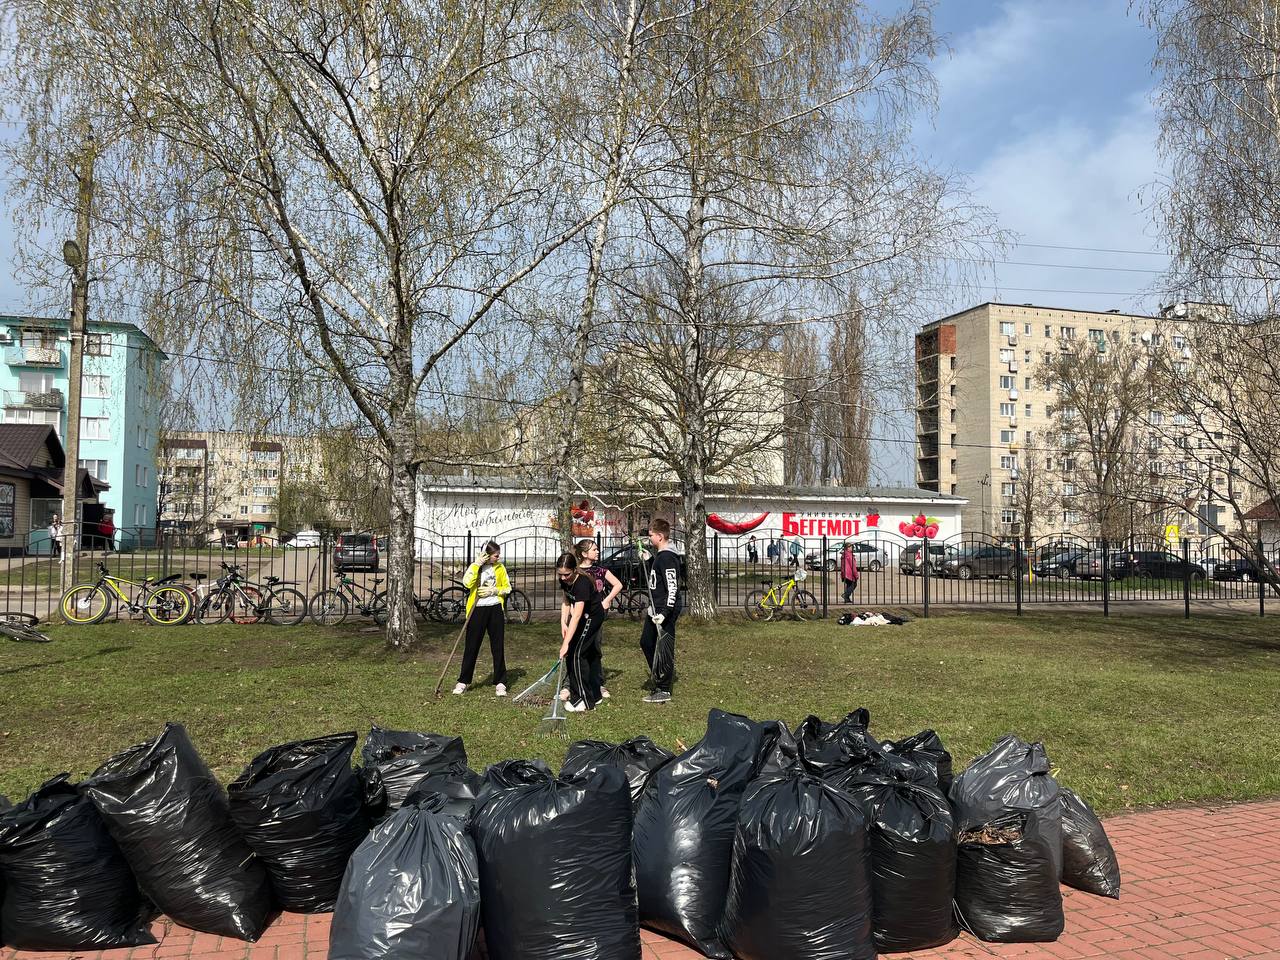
[805, 540, 888, 573]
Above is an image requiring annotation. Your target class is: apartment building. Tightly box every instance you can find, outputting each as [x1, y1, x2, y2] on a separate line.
[0, 314, 164, 546]
[915, 302, 1235, 543]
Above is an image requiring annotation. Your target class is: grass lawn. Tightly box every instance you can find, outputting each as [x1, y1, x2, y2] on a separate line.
[1, 611, 1278, 816]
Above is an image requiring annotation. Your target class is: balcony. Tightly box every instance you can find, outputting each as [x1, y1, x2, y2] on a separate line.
[2, 388, 64, 409]
[5, 345, 65, 368]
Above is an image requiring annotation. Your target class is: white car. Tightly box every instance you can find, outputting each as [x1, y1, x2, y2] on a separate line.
[286, 529, 322, 548]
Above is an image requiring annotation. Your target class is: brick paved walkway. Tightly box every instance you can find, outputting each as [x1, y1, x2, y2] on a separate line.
[4, 800, 1278, 960]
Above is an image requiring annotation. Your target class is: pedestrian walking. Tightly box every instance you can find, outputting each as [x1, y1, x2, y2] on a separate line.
[787, 536, 803, 568]
[640, 518, 681, 704]
[746, 535, 759, 563]
[48, 513, 64, 558]
[99, 511, 116, 553]
[453, 540, 511, 697]
[575, 538, 622, 700]
[557, 551, 602, 711]
[841, 542, 860, 603]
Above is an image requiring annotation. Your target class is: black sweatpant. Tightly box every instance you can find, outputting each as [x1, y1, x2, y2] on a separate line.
[589, 610, 608, 691]
[457, 604, 506, 686]
[640, 607, 679, 693]
[566, 608, 603, 707]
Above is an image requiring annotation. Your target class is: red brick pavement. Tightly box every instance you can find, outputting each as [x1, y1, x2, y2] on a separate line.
[4, 799, 1278, 960]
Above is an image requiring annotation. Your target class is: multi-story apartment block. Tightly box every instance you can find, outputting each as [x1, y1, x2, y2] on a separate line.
[0, 314, 164, 547]
[915, 302, 1237, 544]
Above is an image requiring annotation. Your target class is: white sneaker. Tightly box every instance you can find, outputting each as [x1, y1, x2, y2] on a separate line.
[600, 688, 611, 699]
[565, 700, 587, 712]
[559, 688, 571, 701]
[495, 683, 507, 698]
[452, 682, 467, 695]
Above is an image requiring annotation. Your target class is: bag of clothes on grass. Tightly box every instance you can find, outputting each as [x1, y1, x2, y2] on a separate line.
[328, 792, 481, 960]
[1060, 787, 1121, 899]
[361, 726, 472, 815]
[0, 774, 154, 950]
[950, 735, 1064, 943]
[828, 754, 958, 952]
[471, 760, 639, 960]
[561, 737, 674, 808]
[632, 709, 779, 958]
[228, 732, 369, 913]
[718, 769, 875, 960]
[83, 723, 273, 941]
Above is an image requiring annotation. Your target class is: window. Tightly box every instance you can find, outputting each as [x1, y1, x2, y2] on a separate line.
[170, 446, 201, 460]
[1001, 482, 1016, 496]
[1172, 335, 1185, 350]
[999, 349, 1013, 363]
[135, 464, 149, 487]
[1059, 326, 1076, 340]
[0, 482, 14, 537]
[85, 333, 112, 356]
[1152, 333, 1164, 346]
[1044, 325, 1052, 338]
[1149, 410, 1164, 426]
[79, 459, 108, 481]
[1063, 482, 1077, 496]
[1025, 430, 1032, 443]
[239, 505, 249, 515]
[134, 503, 147, 526]
[950, 459, 957, 474]
[1024, 377, 1032, 389]
[1150, 461, 1165, 475]
[1000, 455, 1017, 470]
[1129, 331, 1138, 344]
[1174, 361, 1189, 375]
[949, 384, 955, 397]
[253, 503, 271, 513]
[949, 409, 956, 423]
[4, 408, 60, 430]
[20, 328, 53, 350]
[1088, 328, 1105, 343]
[1024, 350, 1031, 363]
[18, 372, 54, 394]
[950, 433, 957, 448]
[999, 429, 1015, 443]
[1172, 412, 1188, 426]
[1025, 404, 1032, 418]
[999, 402, 1015, 417]
[1064, 510, 1080, 524]
[1001, 509, 1017, 525]
[950, 483, 957, 495]
[83, 375, 111, 398]
[249, 450, 280, 463]
[999, 375, 1014, 389]
[136, 425, 145, 448]
[1024, 323, 1032, 335]
[80, 417, 110, 440]
[949, 357, 956, 371]
[252, 485, 275, 497]
[1062, 458, 1076, 472]
[999, 322, 1015, 336]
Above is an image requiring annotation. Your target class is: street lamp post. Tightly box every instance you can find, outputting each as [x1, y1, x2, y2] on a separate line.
[979, 473, 991, 537]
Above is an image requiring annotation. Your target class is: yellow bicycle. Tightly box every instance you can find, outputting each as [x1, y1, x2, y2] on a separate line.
[60, 561, 193, 626]
[744, 568, 819, 621]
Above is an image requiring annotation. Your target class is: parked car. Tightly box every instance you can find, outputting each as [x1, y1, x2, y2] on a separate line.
[1076, 550, 1131, 580]
[334, 532, 380, 572]
[898, 541, 948, 575]
[941, 544, 1018, 580]
[1032, 549, 1090, 579]
[600, 543, 687, 589]
[1211, 557, 1272, 582]
[1124, 550, 1206, 582]
[805, 541, 888, 573]
[285, 529, 322, 548]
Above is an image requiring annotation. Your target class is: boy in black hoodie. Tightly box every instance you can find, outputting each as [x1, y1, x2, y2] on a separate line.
[640, 518, 681, 703]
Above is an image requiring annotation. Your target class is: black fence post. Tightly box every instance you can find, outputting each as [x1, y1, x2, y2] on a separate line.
[320, 531, 330, 586]
[1182, 537, 1191, 620]
[1260, 539, 1267, 619]
[1015, 540, 1023, 616]
[1102, 537, 1110, 618]
[922, 535, 931, 618]
[712, 534, 720, 606]
[821, 535, 828, 619]
[465, 530, 473, 561]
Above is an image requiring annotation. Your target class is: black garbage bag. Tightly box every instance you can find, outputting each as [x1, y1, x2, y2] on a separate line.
[718, 772, 874, 960]
[633, 709, 777, 958]
[403, 766, 484, 819]
[951, 735, 1063, 943]
[471, 760, 639, 960]
[329, 793, 480, 960]
[361, 726, 470, 811]
[227, 733, 368, 913]
[561, 737, 674, 807]
[831, 759, 958, 952]
[882, 729, 953, 792]
[84, 723, 273, 941]
[1060, 787, 1121, 899]
[794, 708, 882, 777]
[0, 775, 154, 950]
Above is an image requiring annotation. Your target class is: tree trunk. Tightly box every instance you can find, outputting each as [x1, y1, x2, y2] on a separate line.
[680, 447, 715, 619]
[385, 404, 420, 649]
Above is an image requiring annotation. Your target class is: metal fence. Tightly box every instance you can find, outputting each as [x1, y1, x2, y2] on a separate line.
[1, 525, 1276, 624]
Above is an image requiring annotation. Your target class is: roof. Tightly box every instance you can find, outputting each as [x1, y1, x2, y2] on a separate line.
[0, 313, 167, 359]
[419, 475, 967, 505]
[1242, 498, 1279, 522]
[924, 302, 1154, 329]
[0, 424, 63, 473]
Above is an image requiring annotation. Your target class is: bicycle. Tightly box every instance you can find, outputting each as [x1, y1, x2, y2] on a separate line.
[417, 579, 531, 624]
[744, 568, 818, 621]
[189, 562, 273, 625]
[60, 562, 193, 626]
[309, 574, 389, 626]
[256, 576, 308, 626]
[0, 611, 49, 642]
[617, 587, 650, 621]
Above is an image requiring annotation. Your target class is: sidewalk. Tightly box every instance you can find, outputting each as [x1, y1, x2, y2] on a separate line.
[3, 800, 1278, 960]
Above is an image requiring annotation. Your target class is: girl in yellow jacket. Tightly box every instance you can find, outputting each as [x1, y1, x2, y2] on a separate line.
[453, 539, 512, 697]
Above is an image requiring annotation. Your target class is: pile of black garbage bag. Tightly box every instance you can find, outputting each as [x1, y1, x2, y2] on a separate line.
[0, 713, 1121, 958]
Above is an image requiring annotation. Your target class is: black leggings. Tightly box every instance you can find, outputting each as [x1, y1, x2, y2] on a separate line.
[458, 604, 506, 686]
[566, 608, 603, 707]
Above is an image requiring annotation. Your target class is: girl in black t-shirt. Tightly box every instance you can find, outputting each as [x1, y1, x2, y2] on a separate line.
[574, 538, 623, 700]
[556, 551, 602, 711]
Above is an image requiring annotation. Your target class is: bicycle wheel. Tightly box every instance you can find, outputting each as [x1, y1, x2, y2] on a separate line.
[143, 585, 193, 626]
[505, 588, 532, 624]
[309, 589, 350, 626]
[229, 585, 265, 624]
[0, 612, 49, 642]
[790, 589, 819, 621]
[60, 584, 112, 624]
[195, 590, 230, 625]
[371, 591, 389, 626]
[265, 587, 307, 626]
[433, 586, 469, 623]
[744, 589, 774, 622]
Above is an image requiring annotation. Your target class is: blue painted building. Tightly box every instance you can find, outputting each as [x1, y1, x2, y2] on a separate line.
[0, 315, 164, 550]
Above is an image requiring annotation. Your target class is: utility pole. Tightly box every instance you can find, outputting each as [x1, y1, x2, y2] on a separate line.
[60, 137, 95, 591]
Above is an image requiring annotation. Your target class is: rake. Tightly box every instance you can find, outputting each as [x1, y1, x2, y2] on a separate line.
[512, 658, 569, 737]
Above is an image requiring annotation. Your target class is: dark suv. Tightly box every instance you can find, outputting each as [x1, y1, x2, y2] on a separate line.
[600, 543, 687, 589]
[1119, 550, 1205, 582]
[334, 532, 380, 572]
[941, 544, 1018, 580]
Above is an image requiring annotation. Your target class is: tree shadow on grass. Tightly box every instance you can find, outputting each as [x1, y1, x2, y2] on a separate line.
[0, 645, 131, 677]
